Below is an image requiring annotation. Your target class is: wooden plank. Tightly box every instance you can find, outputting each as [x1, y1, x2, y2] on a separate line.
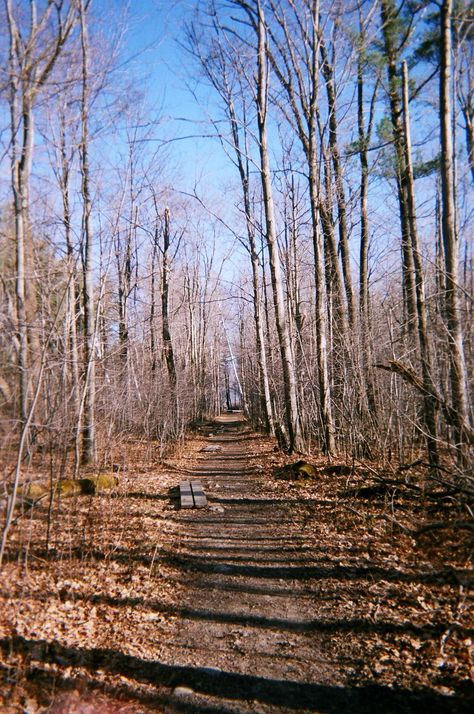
[191, 481, 207, 508]
[179, 480, 194, 509]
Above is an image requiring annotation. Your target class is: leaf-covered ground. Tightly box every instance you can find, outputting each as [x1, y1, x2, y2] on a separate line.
[0, 415, 473, 713]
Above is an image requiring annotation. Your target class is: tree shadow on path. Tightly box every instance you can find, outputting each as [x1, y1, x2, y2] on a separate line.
[1, 636, 471, 714]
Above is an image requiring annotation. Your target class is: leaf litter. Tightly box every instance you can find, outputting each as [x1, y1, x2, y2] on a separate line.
[0, 417, 473, 713]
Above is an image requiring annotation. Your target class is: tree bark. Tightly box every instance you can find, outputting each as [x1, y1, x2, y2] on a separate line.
[439, 0, 470, 456]
[161, 207, 178, 395]
[264, 0, 335, 452]
[380, 0, 417, 334]
[320, 36, 355, 327]
[256, 1, 300, 452]
[79, 0, 96, 465]
[222, 67, 274, 434]
[401, 60, 438, 468]
[357, 5, 378, 418]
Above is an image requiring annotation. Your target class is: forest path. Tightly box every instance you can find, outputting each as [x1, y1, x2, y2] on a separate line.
[1, 415, 471, 713]
[153, 415, 469, 714]
[159, 413, 341, 713]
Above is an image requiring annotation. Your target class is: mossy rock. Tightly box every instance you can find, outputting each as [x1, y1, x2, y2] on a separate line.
[15, 482, 49, 504]
[11, 474, 119, 512]
[54, 479, 85, 496]
[55, 474, 119, 497]
[88, 473, 120, 492]
[275, 460, 317, 479]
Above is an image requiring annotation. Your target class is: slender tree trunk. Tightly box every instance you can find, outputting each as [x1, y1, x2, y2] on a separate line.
[117, 231, 131, 368]
[226, 88, 274, 433]
[380, 0, 417, 334]
[319, 144, 347, 330]
[5, 0, 77, 429]
[58, 107, 80, 438]
[79, 0, 96, 464]
[262, 0, 335, 451]
[439, 0, 470, 455]
[308, 2, 335, 454]
[309, 164, 336, 455]
[6, 0, 31, 427]
[161, 207, 177, 396]
[256, 2, 300, 452]
[402, 61, 438, 468]
[357, 16, 378, 418]
[320, 37, 355, 326]
[460, 105, 474, 185]
[150, 233, 158, 373]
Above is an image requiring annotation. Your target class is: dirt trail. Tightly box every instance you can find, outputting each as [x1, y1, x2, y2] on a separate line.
[1, 415, 471, 713]
[151, 415, 471, 713]
[160, 414, 340, 712]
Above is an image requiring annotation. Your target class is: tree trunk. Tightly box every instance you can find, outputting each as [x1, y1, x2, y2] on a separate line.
[439, 0, 470, 455]
[357, 10, 378, 418]
[5, 0, 78, 429]
[308, 2, 336, 454]
[228, 93, 274, 433]
[380, 0, 417, 334]
[402, 61, 438, 468]
[150, 232, 158, 373]
[79, 0, 96, 465]
[59, 105, 80, 434]
[6, 0, 31, 427]
[161, 207, 177, 396]
[256, 2, 300, 453]
[320, 37, 355, 327]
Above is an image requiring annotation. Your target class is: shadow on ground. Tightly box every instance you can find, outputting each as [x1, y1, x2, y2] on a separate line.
[1, 636, 471, 713]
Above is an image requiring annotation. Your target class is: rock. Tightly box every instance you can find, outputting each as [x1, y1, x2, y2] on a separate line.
[173, 686, 194, 698]
[200, 445, 222, 452]
[275, 460, 317, 479]
[209, 505, 225, 513]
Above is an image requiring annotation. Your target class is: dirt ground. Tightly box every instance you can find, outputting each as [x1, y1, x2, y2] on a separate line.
[0, 414, 473, 713]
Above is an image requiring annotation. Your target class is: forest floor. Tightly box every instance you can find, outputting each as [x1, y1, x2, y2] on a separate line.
[0, 414, 473, 713]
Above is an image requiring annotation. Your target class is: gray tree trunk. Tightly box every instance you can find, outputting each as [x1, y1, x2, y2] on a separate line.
[79, 0, 96, 465]
[439, 0, 470, 455]
[256, 2, 301, 452]
[380, 0, 417, 334]
[161, 207, 178, 395]
[5, 0, 77, 428]
[402, 61, 438, 468]
[320, 37, 355, 327]
[357, 6, 378, 419]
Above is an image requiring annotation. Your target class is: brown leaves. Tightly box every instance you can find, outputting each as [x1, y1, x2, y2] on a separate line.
[1, 426, 473, 711]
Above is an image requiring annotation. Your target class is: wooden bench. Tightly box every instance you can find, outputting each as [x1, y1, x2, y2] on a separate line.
[179, 480, 207, 509]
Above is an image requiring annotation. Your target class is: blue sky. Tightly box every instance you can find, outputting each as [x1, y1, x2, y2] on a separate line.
[114, 0, 232, 194]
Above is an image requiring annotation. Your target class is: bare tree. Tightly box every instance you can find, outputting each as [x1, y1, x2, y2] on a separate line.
[380, 0, 417, 333]
[186, 16, 275, 434]
[356, 0, 379, 418]
[265, 0, 336, 452]
[254, 1, 301, 452]
[439, 0, 471, 457]
[79, 0, 96, 464]
[319, 29, 355, 326]
[161, 207, 178, 400]
[453, 3, 474, 185]
[4, 0, 79, 426]
[401, 60, 438, 468]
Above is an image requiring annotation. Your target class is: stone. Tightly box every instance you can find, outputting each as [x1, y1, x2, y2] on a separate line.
[173, 687, 194, 698]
